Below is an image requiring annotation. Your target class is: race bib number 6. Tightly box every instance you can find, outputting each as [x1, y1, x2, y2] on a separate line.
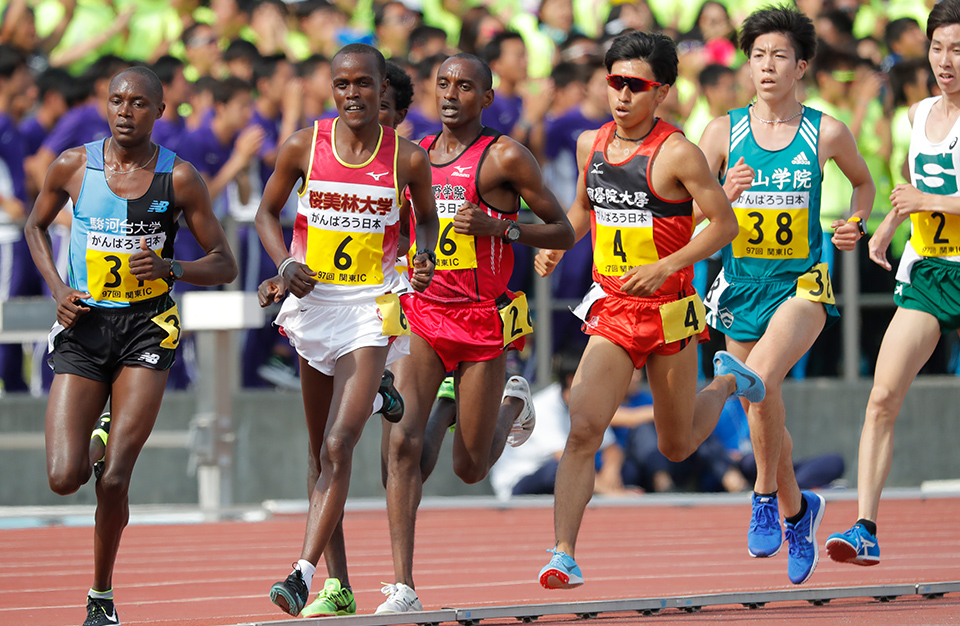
[594, 207, 657, 276]
[436, 200, 477, 270]
[498, 291, 533, 348]
[376, 293, 410, 336]
[659, 292, 706, 344]
[85, 232, 168, 303]
[306, 209, 385, 285]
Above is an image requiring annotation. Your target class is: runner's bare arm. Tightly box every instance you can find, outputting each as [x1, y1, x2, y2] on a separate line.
[400, 140, 439, 292]
[693, 116, 753, 224]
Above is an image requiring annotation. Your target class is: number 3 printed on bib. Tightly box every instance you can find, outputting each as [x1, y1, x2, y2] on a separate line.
[86, 232, 169, 303]
[659, 293, 706, 344]
[796, 262, 835, 304]
[150, 303, 181, 349]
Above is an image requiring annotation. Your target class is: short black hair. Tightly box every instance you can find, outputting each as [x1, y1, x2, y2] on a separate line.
[223, 38, 260, 64]
[409, 24, 447, 50]
[182, 22, 214, 47]
[253, 53, 287, 84]
[604, 30, 678, 86]
[416, 53, 448, 81]
[294, 0, 336, 19]
[385, 61, 414, 111]
[480, 30, 524, 65]
[739, 5, 817, 62]
[819, 9, 855, 39]
[698, 63, 735, 89]
[927, 0, 960, 40]
[0, 44, 26, 79]
[212, 76, 252, 104]
[84, 54, 131, 84]
[332, 43, 387, 80]
[151, 55, 184, 86]
[298, 53, 330, 78]
[111, 66, 164, 103]
[885, 17, 920, 48]
[35, 66, 72, 99]
[550, 61, 584, 89]
[811, 45, 860, 77]
[445, 52, 493, 91]
[888, 58, 929, 108]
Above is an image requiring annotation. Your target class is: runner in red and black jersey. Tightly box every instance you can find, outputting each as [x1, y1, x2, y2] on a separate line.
[378, 53, 574, 613]
[534, 30, 764, 590]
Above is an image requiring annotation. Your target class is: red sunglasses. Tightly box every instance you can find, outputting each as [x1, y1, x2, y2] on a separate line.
[606, 73, 663, 93]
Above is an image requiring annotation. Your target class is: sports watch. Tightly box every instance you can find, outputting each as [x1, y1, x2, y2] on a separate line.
[847, 216, 867, 239]
[502, 220, 521, 244]
[166, 259, 183, 281]
[416, 249, 437, 266]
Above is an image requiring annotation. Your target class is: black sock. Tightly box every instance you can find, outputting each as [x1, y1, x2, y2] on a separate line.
[856, 518, 877, 537]
[754, 490, 777, 499]
[785, 497, 807, 525]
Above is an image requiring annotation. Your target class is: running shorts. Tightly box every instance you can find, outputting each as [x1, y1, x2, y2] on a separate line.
[894, 256, 960, 332]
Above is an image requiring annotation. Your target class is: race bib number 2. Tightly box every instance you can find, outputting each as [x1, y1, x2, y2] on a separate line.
[498, 291, 533, 348]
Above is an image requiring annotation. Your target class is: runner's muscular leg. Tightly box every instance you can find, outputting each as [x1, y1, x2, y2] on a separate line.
[646, 340, 736, 461]
[450, 352, 511, 484]
[735, 297, 825, 517]
[93, 365, 169, 592]
[387, 335, 447, 588]
[554, 336, 634, 558]
[300, 346, 388, 565]
[857, 307, 941, 523]
[45, 373, 110, 495]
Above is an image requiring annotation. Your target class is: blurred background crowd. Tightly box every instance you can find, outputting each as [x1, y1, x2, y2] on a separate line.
[0, 0, 953, 405]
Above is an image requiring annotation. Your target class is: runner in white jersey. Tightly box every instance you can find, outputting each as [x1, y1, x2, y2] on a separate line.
[256, 44, 439, 617]
[826, 0, 960, 566]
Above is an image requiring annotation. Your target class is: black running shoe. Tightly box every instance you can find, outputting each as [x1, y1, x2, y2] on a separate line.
[83, 596, 120, 625]
[269, 566, 309, 616]
[90, 412, 111, 481]
[377, 370, 404, 423]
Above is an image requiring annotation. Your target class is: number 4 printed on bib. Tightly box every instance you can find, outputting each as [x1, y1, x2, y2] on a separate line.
[659, 293, 706, 344]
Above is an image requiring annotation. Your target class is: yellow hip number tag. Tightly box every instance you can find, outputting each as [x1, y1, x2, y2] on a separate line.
[796, 262, 835, 304]
[376, 293, 410, 336]
[150, 303, 181, 349]
[659, 292, 706, 344]
[436, 201, 478, 269]
[499, 291, 533, 348]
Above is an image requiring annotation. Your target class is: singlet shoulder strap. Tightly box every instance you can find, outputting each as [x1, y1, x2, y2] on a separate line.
[84, 139, 105, 171]
[157, 145, 176, 173]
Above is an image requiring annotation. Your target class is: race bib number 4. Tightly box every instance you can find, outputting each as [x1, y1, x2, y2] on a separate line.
[85, 232, 168, 303]
[305, 209, 385, 285]
[911, 211, 960, 256]
[732, 191, 809, 260]
[436, 200, 477, 270]
[150, 303, 181, 349]
[659, 292, 706, 344]
[796, 262, 835, 304]
[376, 293, 410, 336]
[498, 291, 533, 348]
[594, 207, 657, 276]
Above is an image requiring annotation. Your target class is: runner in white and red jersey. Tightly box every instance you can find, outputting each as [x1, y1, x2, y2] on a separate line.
[377, 53, 575, 614]
[255, 44, 439, 618]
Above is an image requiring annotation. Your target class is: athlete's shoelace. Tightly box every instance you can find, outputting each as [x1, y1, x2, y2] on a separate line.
[784, 525, 807, 558]
[750, 500, 779, 533]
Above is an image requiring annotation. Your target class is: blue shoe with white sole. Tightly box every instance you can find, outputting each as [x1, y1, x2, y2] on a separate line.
[539, 549, 583, 589]
[714, 351, 765, 403]
[826, 523, 880, 566]
[785, 491, 825, 584]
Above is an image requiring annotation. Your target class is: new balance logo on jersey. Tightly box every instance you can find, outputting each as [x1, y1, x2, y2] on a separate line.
[367, 171, 388, 181]
[147, 200, 170, 213]
[951, 137, 958, 150]
[451, 165, 472, 178]
[791, 152, 810, 165]
[590, 162, 603, 175]
[138, 352, 160, 365]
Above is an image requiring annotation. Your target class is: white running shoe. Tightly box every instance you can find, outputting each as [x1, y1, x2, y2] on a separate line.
[374, 582, 422, 614]
[503, 375, 536, 447]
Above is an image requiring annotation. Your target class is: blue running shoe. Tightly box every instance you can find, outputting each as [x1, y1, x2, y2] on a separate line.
[785, 491, 825, 584]
[539, 549, 583, 589]
[713, 351, 765, 403]
[825, 523, 880, 566]
[748, 493, 782, 557]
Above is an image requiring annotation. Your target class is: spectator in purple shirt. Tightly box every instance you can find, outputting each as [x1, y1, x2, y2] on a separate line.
[150, 56, 191, 156]
[402, 53, 445, 140]
[480, 31, 528, 138]
[18, 67, 71, 160]
[300, 54, 337, 125]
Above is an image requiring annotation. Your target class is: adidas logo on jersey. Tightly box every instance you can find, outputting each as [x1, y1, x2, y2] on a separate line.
[147, 200, 170, 213]
[791, 152, 810, 165]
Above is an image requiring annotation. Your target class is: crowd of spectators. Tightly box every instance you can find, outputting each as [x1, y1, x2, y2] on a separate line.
[0, 0, 952, 395]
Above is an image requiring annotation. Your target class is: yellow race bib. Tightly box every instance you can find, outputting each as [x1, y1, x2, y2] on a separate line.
[305, 211, 385, 285]
[593, 207, 657, 276]
[910, 212, 960, 257]
[659, 292, 706, 344]
[85, 232, 169, 303]
[796, 262, 835, 304]
[435, 200, 477, 270]
[731, 191, 809, 260]
[375, 293, 410, 336]
[150, 303, 181, 349]
[498, 291, 534, 347]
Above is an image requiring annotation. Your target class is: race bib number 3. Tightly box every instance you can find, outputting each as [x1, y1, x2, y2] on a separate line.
[305, 209, 385, 285]
[796, 262, 835, 304]
[85, 232, 168, 303]
[498, 291, 534, 348]
[594, 208, 657, 276]
[731, 191, 809, 260]
[436, 201, 477, 270]
[376, 293, 410, 336]
[150, 303, 181, 349]
[659, 292, 706, 344]
[911, 212, 960, 257]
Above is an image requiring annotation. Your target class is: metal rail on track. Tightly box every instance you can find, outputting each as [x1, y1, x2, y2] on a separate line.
[236, 581, 960, 626]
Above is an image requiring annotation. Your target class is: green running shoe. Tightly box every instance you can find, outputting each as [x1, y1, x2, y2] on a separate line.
[301, 578, 356, 617]
[90, 413, 111, 481]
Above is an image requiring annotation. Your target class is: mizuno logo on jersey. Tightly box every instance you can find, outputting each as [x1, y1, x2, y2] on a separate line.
[148, 200, 170, 213]
[451, 165, 473, 178]
[367, 171, 388, 181]
[791, 152, 810, 165]
[590, 162, 604, 175]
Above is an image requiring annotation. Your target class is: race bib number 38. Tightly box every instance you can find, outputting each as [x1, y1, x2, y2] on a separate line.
[435, 200, 477, 270]
[594, 207, 657, 276]
[796, 262, 835, 304]
[85, 232, 168, 303]
[732, 191, 809, 260]
[305, 209, 385, 285]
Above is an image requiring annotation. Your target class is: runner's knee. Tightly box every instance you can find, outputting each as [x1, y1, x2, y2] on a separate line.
[452, 455, 487, 484]
[565, 418, 607, 455]
[48, 461, 89, 496]
[866, 384, 903, 424]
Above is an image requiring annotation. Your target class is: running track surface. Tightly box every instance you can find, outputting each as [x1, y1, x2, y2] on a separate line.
[2, 495, 959, 625]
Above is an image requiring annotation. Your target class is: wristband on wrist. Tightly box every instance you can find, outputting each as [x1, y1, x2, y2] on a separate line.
[847, 216, 867, 239]
[277, 256, 296, 278]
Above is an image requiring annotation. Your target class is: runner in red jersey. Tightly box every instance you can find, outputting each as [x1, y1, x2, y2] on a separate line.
[255, 45, 439, 617]
[377, 53, 574, 613]
[534, 31, 764, 590]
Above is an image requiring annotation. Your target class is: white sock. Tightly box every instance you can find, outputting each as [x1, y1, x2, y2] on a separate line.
[88, 588, 113, 600]
[297, 559, 316, 594]
[372, 393, 384, 414]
